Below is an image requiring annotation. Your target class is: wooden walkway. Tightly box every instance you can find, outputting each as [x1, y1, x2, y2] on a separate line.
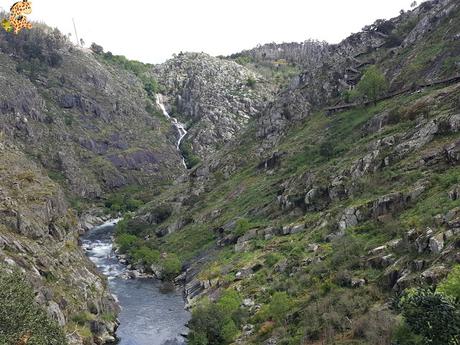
[324, 74, 460, 115]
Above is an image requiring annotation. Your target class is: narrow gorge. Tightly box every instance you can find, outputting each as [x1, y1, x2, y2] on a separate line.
[81, 220, 190, 345]
[1, 0, 460, 344]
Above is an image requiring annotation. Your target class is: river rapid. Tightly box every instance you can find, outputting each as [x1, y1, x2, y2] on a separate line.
[81, 220, 190, 345]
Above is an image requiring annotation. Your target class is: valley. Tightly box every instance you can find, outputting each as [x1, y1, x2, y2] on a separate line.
[0, 0, 460, 344]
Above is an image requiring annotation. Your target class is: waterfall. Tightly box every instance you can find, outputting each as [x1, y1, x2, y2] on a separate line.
[156, 95, 188, 168]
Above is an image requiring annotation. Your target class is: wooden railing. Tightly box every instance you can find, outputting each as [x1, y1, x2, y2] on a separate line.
[324, 74, 460, 115]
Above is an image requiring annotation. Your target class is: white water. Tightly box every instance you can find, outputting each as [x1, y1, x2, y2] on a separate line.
[81, 220, 190, 345]
[156, 95, 188, 168]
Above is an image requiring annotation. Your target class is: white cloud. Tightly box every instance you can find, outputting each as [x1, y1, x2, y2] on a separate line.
[2, 0, 415, 63]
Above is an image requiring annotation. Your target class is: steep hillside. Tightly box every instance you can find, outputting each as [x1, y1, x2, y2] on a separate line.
[0, 24, 183, 201]
[228, 40, 329, 90]
[117, 1, 460, 344]
[151, 52, 274, 165]
[0, 18, 277, 344]
[0, 21, 183, 345]
[0, 138, 118, 345]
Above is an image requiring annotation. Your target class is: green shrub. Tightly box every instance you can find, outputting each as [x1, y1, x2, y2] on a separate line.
[269, 291, 291, 324]
[188, 297, 240, 345]
[438, 265, 460, 300]
[162, 253, 182, 280]
[180, 140, 201, 168]
[0, 269, 67, 345]
[399, 288, 460, 345]
[132, 246, 160, 266]
[70, 311, 94, 326]
[356, 66, 388, 104]
[319, 141, 334, 159]
[392, 322, 424, 345]
[234, 218, 252, 237]
[217, 290, 242, 315]
[246, 77, 257, 88]
[265, 253, 282, 267]
[149, 205, 173, 224]
[104, 193, 144, 213]
[116, 233, 138, 253]
[341, 89, 359, 104]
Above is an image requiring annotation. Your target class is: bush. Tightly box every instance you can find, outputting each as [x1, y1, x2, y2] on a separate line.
[437, 265, 460, 300]
[104, 193, 144, 213]
[269, 292, 291, 324]
[392, 322, 423, 345]
[144, 79, 159, 97]
[265, 253, 283, 267]
[399, 288, 460, 345]
[341, 89, 359, 104]
[356, 66, 388, 104]
[132, 246, 160, 266]
[217, 290, 242, 315]
[234, 218, 252, 237]
[246, 77, 257, 88]
[116, 233, 138, 253]
[188, 296, 240, 345]
[149, 205, 173, 224]
[180, 140, 201, 169]
[162, 253, 181, 280]
[71, 311, 94, 326]
[0, 268, 67, 345]
[319, 141, 334, 159]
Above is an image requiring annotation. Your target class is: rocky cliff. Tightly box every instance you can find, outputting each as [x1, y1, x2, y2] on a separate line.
[151, 52, 274, 163]
[0, 21, 185, 345]
[0, 138, 118, 344]
[0, 24, 184, 200]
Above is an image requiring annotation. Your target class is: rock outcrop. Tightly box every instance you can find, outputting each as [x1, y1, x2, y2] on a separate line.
[151, 52, 274, 160]
[0, 27, 184, 198]
[0, 141, 118, 344]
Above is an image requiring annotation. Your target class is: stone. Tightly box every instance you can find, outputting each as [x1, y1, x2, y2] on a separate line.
[429, 233, 445, 254]
[338, 207, 360, 230]
[448, 185, 460, 200]
[242, 324, 255, 335]
[369, 245, 387, 256]
[351, 278, 366, 288]
[411, 260, 425, 271]
[235, 268, 253, 280]
[47, 301, 66, 327]
[421, 266, 449, 285]
[280, 223, 305, 235]
[243, 298, 255, 307]
[307, 243, 320, 253]
[274, 259, 288, 273]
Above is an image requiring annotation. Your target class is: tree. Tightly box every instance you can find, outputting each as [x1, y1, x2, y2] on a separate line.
[0, 269, 67, 345]
[399, 288, 460, 345]
[188, 298, 239, 345]
[356, 66, 388, 105]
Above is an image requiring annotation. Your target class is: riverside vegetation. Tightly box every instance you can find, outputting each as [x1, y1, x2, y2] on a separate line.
[1, 0, 460, 344]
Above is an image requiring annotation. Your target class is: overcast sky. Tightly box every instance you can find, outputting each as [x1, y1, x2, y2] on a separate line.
[1, 0, 417, 64]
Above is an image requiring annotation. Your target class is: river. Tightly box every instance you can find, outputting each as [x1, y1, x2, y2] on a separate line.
[81, 220, 190, 345]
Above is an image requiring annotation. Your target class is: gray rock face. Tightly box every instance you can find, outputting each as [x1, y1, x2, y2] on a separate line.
[231, 40, 329, 68]
[0, 33, 183, 199]
[0, 144, 118, 344]
[152, 52, 274, 159]
[338, 184, 427, 230]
